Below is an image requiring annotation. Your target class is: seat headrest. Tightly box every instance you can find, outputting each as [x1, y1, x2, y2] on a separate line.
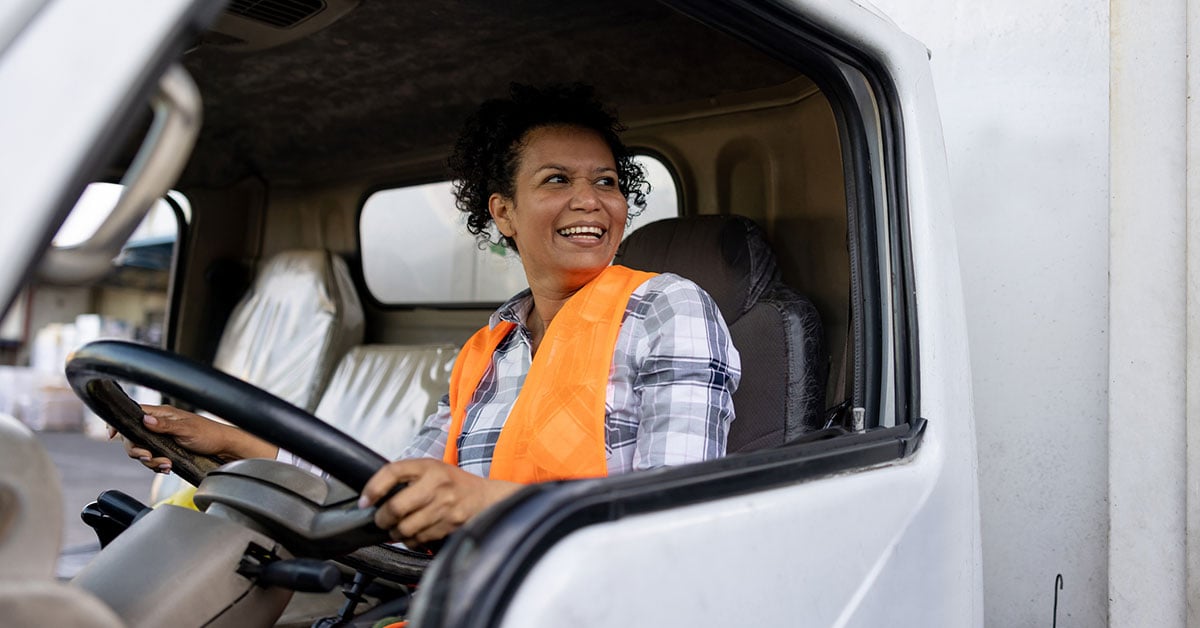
[213, 249, 365, 411]
[615, 215, 780, 322]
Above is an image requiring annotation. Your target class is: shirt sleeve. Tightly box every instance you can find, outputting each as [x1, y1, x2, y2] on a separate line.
[630, 276, 741, 470]
[399, 393, 452, 460]
[274, 447, 322, 475]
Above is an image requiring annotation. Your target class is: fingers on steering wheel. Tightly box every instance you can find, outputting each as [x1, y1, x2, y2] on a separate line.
[124, 439, 172, 473]
[390, 504, 450, 545]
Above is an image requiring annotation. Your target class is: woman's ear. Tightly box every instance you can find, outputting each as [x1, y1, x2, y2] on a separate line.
[489, 193, 516, 237]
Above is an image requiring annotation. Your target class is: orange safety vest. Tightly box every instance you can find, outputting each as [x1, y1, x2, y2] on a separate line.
[443, 265, 657, 483]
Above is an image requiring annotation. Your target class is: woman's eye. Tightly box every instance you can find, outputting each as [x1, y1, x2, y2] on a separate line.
[544, 174, 568, 184]
[597, 176, 617, 187]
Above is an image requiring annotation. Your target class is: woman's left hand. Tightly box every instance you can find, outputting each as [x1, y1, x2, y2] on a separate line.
[359, 458, 522, 547]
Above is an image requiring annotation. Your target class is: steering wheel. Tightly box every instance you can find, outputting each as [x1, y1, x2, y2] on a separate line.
[64, 340, 420, 552]
[66, 340, 436, 585]
[66, 340, 388, 489]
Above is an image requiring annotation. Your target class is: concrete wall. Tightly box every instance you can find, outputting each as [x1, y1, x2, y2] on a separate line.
[867, 1, 1111, 625]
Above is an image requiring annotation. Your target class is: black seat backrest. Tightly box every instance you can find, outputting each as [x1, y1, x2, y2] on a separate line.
[614, 215, 825, 452]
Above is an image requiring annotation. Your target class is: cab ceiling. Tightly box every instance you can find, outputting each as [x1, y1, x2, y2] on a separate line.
[176, 0, 800, 188]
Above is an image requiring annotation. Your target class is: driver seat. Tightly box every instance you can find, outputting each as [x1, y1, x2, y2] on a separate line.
[614, 215, 826, 451]
[0, 413, 124, 626]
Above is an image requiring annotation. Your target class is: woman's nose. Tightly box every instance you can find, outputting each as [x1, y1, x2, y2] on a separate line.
[571, 181, 601, 211]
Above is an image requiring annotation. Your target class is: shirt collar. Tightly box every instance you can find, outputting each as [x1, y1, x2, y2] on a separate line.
[490, 288, 533, 329]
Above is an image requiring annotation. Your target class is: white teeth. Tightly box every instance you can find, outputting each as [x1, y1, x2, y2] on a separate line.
[558, 226, 604, 237]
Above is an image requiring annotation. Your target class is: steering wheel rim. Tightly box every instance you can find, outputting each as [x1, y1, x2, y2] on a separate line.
[65, 339, 389, 490]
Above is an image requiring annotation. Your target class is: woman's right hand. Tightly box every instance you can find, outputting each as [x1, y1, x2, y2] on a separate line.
[107, 404, 277, 473]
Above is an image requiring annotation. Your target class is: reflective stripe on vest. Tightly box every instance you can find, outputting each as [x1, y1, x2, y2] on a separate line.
[443, 265, 657, 483]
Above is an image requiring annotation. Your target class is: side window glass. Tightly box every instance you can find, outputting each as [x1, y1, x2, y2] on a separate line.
[360, 181, 528, 304]
[0, 183, 185, 434]
[360, 154, 681, 305]
[625, 154, 679, 236]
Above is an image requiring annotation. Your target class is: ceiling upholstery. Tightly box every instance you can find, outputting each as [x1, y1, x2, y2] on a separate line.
[177, 0, 800, 187]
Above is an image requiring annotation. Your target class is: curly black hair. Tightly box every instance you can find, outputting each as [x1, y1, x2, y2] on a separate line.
[448, 83, 649, 251]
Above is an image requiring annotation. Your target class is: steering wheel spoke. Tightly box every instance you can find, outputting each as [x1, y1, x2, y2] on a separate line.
[84, 378, 221, 485]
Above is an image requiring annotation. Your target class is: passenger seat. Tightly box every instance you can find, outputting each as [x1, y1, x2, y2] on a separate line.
[615, 215, 826, 451]
[0, 414, 124, 626]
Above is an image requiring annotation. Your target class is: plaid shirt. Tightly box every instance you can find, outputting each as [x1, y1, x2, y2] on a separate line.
[400, 272, 740, 477]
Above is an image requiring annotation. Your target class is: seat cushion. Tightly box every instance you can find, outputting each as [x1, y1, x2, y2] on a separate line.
[614, 215, 779, 323]
[727, 287, 826, 449]
[313, 344, 458, 459]
[0, 581, 124, 628]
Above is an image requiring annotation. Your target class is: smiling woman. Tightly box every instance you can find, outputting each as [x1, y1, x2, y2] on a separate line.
[1, 0, 984, 624]
[361, 83, 743, 546]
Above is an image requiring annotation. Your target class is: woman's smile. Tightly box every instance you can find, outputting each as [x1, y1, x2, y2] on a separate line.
[556, 222, 609, 247]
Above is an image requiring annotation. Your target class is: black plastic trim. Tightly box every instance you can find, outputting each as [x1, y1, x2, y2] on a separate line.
[874, 62, 920, 424]
[829, 20, 920, 425]
[162, 193, 189, 353]
[413, 420, 926, 627]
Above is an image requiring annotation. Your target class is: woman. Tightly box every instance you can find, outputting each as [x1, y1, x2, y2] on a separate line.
[121, 84, 740, 546]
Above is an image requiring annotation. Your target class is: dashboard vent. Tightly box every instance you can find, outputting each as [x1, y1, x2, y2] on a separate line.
[226, 0, 325, 29]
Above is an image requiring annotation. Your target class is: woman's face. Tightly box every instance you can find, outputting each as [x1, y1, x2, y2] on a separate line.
[489, 124, 628, 292]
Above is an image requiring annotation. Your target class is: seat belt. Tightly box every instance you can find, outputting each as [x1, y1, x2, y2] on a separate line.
[826, 310, 864, 431]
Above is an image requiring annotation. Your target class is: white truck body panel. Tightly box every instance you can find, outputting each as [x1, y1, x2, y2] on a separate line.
[503, 439, 972, 627]
[871, 0, 1198, 625]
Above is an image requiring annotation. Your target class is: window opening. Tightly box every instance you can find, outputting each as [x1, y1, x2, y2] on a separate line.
[360, 154, 680, 305]
[0, 183, 184, 437]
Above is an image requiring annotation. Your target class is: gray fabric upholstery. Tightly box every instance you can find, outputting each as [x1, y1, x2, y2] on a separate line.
[615, 215, 826, 451]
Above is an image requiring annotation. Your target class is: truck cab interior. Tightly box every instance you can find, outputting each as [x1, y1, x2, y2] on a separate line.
[1, 0, 931, 626]
[164, 0, 855, 401]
